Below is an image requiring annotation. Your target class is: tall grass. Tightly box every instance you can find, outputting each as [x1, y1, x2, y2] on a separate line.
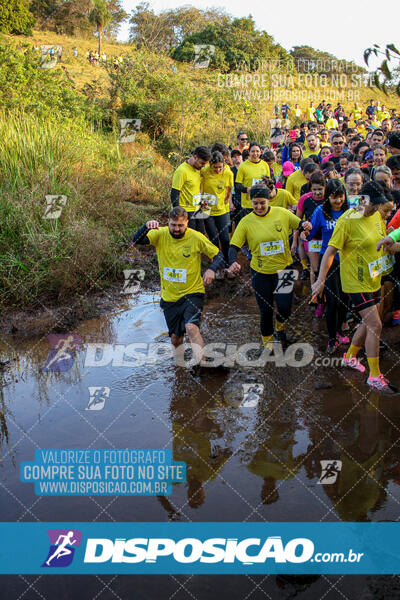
[0, 112, 172, 309]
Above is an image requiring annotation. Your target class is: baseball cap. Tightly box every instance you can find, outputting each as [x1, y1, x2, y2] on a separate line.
[282, 161, 295, 176]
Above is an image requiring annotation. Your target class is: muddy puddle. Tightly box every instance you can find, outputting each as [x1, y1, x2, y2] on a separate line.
[1, 282, 400, 598]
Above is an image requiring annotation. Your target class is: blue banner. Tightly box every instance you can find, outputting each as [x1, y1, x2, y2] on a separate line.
[0, 522, 399, 574]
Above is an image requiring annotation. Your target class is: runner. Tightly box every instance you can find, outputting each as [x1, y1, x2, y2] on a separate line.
[171, 146, 211, 232]
[344, 167, 364, 208]
[233, 132, 250, 154]
[132, 207, 224, 365]
[227, 184, 312, 348]
[201, 151, 234, 267]
[293, 171, 326, 293]
[235, 142, 270, 216]
[306, 179, 348, 351]
[261, 177, 297, 212]
[312, 181, 398, 393]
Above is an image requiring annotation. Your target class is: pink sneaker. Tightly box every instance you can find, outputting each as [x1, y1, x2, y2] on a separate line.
[315, 303, 325, 318]
[367, 374, 397, 393]
[337, 333, 350, 344]
[341, 353, 366, 373]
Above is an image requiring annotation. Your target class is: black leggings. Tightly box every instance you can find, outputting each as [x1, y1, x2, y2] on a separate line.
[204, 213, 230, 266]
[251, 268, 294, 336]
[320, 256, 348, 342]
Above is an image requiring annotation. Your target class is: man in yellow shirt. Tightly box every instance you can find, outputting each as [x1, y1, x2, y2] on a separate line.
[377, 105, 390, 122]
[305, 102, 315, 121]
[303, 133, 320, 157]
[350, 102, 363, 124]
[171, 146, 211, 232]
[132, 206, 224, 364]
[285, 158, 310, 201]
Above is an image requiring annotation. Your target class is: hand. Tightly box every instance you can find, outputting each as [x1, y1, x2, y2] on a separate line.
[203, 269, 215, 286]
[389, 242, 400, 254]
[146, 220, 159, 229]
[376, 236, 394, 252]
[302, 220, 312, 233]
[227, 262, 241, 276]
[291, 240, 297, 255]
[311, 278, 325, 298]
[300, 232, 307, 242]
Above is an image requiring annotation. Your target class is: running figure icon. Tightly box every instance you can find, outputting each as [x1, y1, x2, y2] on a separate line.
[46, 531, 77, 565]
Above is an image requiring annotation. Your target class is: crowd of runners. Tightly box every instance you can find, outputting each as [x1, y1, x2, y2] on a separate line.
[133, 99, 400, 394]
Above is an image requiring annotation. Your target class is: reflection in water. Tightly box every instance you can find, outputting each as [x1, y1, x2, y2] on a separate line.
[170, 368, 232, 509]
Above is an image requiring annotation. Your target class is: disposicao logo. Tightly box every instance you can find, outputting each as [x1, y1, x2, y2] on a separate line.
[42, 529, 82, 567]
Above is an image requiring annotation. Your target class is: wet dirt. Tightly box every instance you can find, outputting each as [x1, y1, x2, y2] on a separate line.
[1, 272, 400, 598]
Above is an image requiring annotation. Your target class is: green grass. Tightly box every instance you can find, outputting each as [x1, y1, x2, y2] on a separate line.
[0, 112, 172, 309]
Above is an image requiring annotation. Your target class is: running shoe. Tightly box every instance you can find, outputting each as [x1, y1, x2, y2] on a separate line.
[392, 310, 400, 326]
[366, 374, 398, 394]
[341, 353, 366, 373]
[336, 333, 350, 344]
[300, 269, 310, 280]
[315, 303, 325, 318]
[327, 340, 339, 354]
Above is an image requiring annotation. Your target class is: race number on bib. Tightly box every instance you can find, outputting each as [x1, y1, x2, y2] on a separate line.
[163, 267, 187, 283]
[308, 240, 322, 253]
[368, 254, 394, 279]
[260, 240, 285, 256]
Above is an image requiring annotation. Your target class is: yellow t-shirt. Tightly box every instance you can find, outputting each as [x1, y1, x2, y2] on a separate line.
[325, 118, 339, 130]
[271, 162, 283, 177]
[230, 207, 300, 274]
[377, 110, 390, 121]
[350, 108, 363, 122]
[201, 164, 234, 216]
[269, 188, 297, 210]
[235, 160, 271, 209]
[171, 162, 201, 213]
[328, 209, 389, 293]
[147, 227, 218, 302]
[303, 148, 320, 158]
[285, 170, 307, 201]
[306, 107, 315, 120]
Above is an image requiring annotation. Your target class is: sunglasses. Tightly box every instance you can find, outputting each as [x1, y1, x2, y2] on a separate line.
[240, 138, 248, 141]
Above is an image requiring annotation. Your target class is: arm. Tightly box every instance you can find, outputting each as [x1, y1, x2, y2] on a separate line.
[227, 244, 241, 275]
[311, 245, 338, 297]
[203, 251, 225, 285]
[132, 220, 159, 245]
[170, 188, 180, 208]
[235, 182, 249, 195]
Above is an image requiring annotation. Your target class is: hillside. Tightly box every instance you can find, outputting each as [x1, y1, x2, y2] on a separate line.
[1, 30, 400, 312]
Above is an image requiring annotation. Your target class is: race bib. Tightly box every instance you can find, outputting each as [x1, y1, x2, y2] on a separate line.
[308, 240, 322, 253]
[368, 254, 394, 279]
[260, 240, 285, 256]
[202, 193, 218, 206]
[252, 178, 263, 186]
[192, 193, 218, 207]
[163, 267, 187, 283]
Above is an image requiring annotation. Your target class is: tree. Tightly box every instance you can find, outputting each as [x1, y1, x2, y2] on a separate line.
[129, 3, 227, 53]
[173, 16, 290, 72]
[290, 45, 364, 75]
[0, 0, 35, 35]
[89, 0, 111, 55]
[364, 44, 400, 96]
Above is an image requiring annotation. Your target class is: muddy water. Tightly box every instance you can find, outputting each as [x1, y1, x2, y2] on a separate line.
[1, 285, 400, 599]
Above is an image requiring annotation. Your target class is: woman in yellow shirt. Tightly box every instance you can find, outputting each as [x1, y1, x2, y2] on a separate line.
[201, 151, 234, 266]
[235, 143, 270, 214]
[312, 181, 397, 393]
[228, 183, 312, 348]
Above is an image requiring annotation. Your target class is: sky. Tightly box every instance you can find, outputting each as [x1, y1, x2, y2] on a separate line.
[118, 0, 398, 68]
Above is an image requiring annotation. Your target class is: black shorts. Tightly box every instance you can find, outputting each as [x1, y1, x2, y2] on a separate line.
[348, 290, 381, 312]
[160, 293, 205, 337]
